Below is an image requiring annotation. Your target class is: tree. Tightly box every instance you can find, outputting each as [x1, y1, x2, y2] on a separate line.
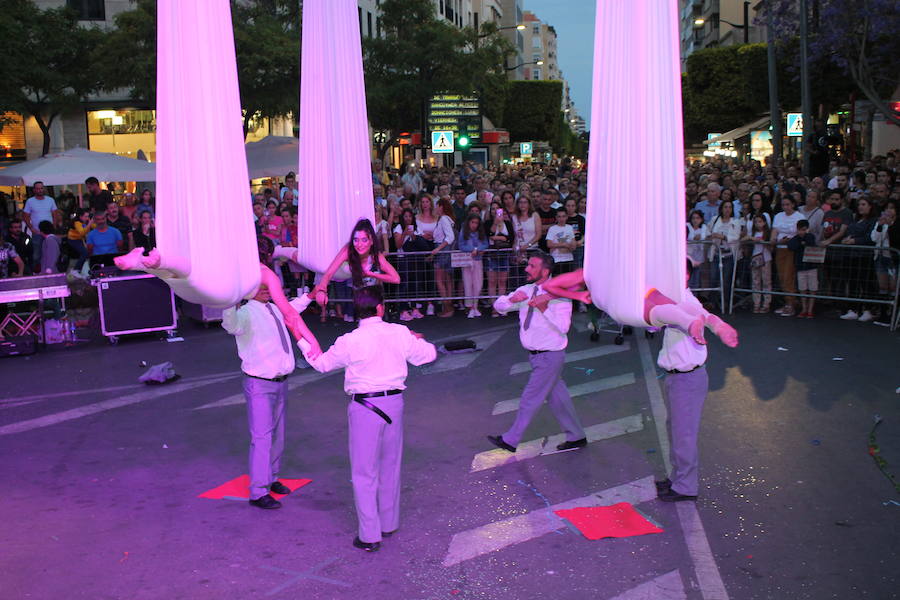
[765, 0, 900, 125]
[0, 0, 104, 155]
[503, 81, 563, 146]
[363, 0, 514, 159]
[99, 0, 301, 138]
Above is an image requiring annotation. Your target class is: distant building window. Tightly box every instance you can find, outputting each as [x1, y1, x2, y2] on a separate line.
[532, 53, 542, 63]
[532, 24, 540, 35]
[66, 0, 105, 21]
[532, 36, 542, 49]
[532, 68, 541, 80]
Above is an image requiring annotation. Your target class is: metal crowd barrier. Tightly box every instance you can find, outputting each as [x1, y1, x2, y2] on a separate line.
[729, 241, 899, 330]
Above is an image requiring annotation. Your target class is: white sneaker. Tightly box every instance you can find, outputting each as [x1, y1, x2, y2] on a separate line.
[400, 310, 413, 321]
[858, 310, 874, 322]
[467, 309, 476, 319]
[426, 303, 435, 316]
[472, 308, 482, 317]
[840, 310, 859, 320]
[411, 308, 424, 319]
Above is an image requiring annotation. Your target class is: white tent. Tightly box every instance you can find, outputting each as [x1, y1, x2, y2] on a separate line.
[0, 146, 156, 186]
[244, 135, 299, 179]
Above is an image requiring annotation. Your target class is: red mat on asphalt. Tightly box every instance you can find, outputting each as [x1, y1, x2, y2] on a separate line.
[554, 502, 664, 540]
[198, 475, 312, 500]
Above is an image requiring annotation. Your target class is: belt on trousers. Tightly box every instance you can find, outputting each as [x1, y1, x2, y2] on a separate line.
[529, 349, 551, 355]
[666, 364, 705, 375]
[351, 390, 402, 425]
[245, 373, 289, 383]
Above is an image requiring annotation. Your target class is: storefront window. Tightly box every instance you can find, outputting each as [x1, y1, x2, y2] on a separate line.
[0, 112, 27, 162]
[87, 109, 156, 161]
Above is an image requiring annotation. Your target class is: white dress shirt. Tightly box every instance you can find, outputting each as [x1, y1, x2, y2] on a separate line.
[222, 295, 313, 379]
[656, 289, 708, 372]
[493, 282, 571, 351]
[301, 316, 436, 394]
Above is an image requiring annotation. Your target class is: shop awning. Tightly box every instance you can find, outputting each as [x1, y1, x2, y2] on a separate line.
[704, 116, 772, 145]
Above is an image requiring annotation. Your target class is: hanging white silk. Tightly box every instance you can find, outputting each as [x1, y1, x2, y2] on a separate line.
[294, 0, 375, 275]
[154, 0, 260, 307]
[583, 0, 686, 326]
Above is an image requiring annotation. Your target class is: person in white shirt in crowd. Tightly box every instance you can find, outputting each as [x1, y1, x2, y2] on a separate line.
[299, 286, 436, 552]
[221, 245, 322, 511]
[487, 252, 587, 454]
[707, 200, 742, 312]
[23, 181, 60, 266]
[464, 175, 494, 207]
[742, 215, 774, 313]
[686, 210, 708, 290]
[545, 208, 576, 273]
[798, 189, 825, 243]
[770, 195, 805, 316]
[401, 164, 424, 196]
[429, 198, 457, 317]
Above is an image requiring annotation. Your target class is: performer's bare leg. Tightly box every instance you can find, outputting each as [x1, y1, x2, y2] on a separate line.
[114, 247, 191, 279]
[644, 289, 706, 345]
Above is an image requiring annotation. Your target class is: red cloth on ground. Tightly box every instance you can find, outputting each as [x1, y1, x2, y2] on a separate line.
[198, 474, 312, 500]
[554, 502, 663, 540]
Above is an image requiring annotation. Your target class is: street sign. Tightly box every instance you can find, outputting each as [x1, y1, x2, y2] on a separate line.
[432, 130, 455, 153]
[428, 94, 482, 143]
[520, 142, 533, 156]
[786, 113, 804, 137]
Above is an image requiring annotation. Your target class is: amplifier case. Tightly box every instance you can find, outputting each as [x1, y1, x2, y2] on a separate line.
[96, 274, 177, 337]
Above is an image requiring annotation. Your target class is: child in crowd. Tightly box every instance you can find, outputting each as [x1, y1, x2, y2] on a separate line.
[743, 215, 773, 313]
[787, 219, 818, 318]
[545, 207, 576, 273]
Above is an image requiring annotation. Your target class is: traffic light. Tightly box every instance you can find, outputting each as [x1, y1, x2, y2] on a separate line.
[458, 135, 470, 148]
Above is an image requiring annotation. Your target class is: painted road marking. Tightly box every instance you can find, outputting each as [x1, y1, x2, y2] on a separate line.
[470, 414, 644, 473]
[491, 372, 636, 415]
[637, 336, 729, 600]
[0, 375, 237, 436]
[508, 344, 630, 375]
[442, 476, 656, 566]
[609, 569, 686, 600]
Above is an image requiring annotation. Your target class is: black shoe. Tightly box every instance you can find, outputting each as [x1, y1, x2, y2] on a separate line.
[269, 481, 291, 495]
[382, 529, 398, 538]
[655, 478, 672, 493]
[248, 494, 282, 509]
[487, 435, 516, 453]
[657, 488, 697, 502]
[556, 438, 587, 451]
[353, 537, 381, 552]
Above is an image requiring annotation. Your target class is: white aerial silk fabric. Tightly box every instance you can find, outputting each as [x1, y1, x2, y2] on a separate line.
[155, 0, 260, 306]
[294, 0, 375, 275]
[583, 0, 686, 326]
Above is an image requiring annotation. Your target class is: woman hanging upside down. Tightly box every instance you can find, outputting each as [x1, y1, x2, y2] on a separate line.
[114, 243, 322, 357]
[537, 263, 738, 348]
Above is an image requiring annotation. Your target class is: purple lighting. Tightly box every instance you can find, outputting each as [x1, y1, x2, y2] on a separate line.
[584, 0, 687, 326]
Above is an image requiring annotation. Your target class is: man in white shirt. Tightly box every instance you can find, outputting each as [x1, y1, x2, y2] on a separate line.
[464, 175, 494, 206]
[300, 286, 437, 552]
[488, 252, 586, 454]
[222, 285, 320, 510]
[23, 181, 59, 265]
[654, 260, 738, 502]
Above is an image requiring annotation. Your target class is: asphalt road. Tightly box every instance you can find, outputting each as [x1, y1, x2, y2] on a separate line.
[1, 309, 898, 599]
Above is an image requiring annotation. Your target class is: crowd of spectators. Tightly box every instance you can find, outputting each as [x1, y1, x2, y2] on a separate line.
[685, 153, 899, 324]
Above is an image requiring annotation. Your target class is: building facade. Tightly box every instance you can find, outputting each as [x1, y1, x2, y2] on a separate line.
[679, 0, 765, 70]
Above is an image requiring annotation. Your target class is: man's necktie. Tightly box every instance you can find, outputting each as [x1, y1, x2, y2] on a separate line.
[523, 286, 539, 330]
[266, 303, 290, 354]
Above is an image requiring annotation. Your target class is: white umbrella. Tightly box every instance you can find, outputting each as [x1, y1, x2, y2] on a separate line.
[244, 135, 299, 179]
[0, 146, 155, 186]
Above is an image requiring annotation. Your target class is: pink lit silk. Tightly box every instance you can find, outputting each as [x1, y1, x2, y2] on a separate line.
[154, 0, 260, 306]
[294, 0, 375, 275]
[583, 0, 687, 327]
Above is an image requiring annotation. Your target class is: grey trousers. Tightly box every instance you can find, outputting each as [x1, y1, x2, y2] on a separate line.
[348, 394, 404, 544]
[503, 350, 585, 447]
[243, 376, 288, 500]
[664, 366, 709, 496]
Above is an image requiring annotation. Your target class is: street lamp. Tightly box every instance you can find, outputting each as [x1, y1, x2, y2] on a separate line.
[505, 60, 543, 71]
[692, 2, 749, 43]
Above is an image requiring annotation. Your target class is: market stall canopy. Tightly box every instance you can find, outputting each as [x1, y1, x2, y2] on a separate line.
[703, 116, 771, 146]
[244, 135, 299, 179]
[0, 146, 156, 186]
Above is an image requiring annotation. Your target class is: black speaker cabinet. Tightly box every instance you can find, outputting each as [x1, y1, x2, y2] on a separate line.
[96, 274, 177, 338]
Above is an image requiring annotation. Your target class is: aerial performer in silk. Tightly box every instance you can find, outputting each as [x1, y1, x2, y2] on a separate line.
[114, 0, 317, 350]
[561, 0, 738, 347]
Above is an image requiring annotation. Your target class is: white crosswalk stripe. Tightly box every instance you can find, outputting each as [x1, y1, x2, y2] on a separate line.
[470, 414, 644, 473]
[442, 476, 657, 566]
[609, 570, 686, 600]
[508, 344, 630, 375]
[491, 372, 636, 415]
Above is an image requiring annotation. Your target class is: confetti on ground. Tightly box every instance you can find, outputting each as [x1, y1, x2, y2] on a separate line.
[777, 347, 789, 352]
[832, 357, 844, 361]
